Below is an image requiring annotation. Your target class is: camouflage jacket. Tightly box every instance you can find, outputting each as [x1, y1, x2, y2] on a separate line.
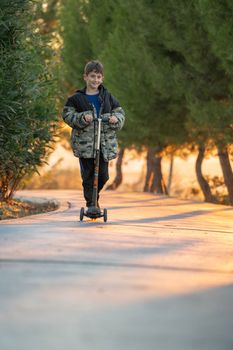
[62, 85, 125, 161]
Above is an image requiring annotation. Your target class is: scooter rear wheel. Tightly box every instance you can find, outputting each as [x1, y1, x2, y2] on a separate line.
[103, 208, 107, 222]
[80, 207, 85, 221]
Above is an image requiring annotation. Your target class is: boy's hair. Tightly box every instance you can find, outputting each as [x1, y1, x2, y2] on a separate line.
[84, 60, 104, 75]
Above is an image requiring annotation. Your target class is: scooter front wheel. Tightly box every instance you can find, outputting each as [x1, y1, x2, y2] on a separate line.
[103, 208, 107, 222]
[80, 207, 85, 221]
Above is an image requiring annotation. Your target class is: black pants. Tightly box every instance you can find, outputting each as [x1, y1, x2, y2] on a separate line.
[79, 153, 109, 207]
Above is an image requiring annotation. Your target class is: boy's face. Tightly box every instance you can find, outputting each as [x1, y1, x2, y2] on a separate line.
[83, 71, 103, 90]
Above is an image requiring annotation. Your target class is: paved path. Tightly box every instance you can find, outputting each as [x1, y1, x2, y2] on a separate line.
[0, 190, 233, 350]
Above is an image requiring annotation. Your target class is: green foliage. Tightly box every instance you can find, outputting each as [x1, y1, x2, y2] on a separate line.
[100, 0, 187, 150]
[60, 0, 118, 93]
[0, 0, 58, 201]
[60, 0, 233, 147]
[60, 0, 233, 200]
[59, 0, 93, 92]
[152, 0, 233, 147]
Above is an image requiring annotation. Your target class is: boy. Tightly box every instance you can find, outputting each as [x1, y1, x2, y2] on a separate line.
[62, 60, 125, 211]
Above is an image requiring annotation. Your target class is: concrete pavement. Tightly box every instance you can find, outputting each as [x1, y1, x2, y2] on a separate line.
[0, 190, 233, 350]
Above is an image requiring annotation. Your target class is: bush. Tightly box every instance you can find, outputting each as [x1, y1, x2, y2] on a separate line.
[0, 0, 58, 201]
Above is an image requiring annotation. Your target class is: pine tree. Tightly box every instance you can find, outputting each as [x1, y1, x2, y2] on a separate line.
[152, 0, 233, 203]
[101, 0, 188, 193]
[59, 0, 233, 202]
[60, 0, 93, 92]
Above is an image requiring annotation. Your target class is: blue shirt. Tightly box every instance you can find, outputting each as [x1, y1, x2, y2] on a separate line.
[85, 93, 101, 117]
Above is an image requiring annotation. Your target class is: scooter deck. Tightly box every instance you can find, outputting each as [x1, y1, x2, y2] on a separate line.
[85, 206, 102, 219]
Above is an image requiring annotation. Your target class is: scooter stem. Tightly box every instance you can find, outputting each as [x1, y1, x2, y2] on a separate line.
[96, 118, 102, 152]
[91, 118, 102, 207]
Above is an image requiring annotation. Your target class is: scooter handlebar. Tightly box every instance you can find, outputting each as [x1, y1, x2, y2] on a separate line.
[93, 116, 110, 123]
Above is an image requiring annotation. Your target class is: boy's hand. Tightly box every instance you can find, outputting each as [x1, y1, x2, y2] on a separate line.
[109, 115, 118, 124]
[84, 114, 93, 123]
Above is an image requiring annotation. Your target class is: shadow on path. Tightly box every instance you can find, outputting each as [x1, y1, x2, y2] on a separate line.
[0, 258, 231, 274]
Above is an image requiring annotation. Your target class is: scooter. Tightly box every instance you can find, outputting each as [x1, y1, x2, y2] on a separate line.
[80, 116, 108, 222]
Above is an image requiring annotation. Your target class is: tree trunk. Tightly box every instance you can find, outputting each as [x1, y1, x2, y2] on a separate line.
[8, 175, 22, 201]
[217, 145, 233, 205]
[143, 147, 155, 192]
[150, 153, 168, 194]
[195, 145, 215, 203]
[0, 176, 9, 202]
[106, 148, 125, 190]
[167, 154, 174, 195]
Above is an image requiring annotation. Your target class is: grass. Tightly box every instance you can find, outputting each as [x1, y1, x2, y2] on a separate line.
[0, 199, 58, 220]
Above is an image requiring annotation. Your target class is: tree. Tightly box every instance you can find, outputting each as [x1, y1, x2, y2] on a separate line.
[60, 0, 128, 189]
[60, 0, 233, 204]
[0, 0, 57, 201]
[153, 0, 233, 203]
[101, 0, 188, 193]
[59, 0, 93, 93]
